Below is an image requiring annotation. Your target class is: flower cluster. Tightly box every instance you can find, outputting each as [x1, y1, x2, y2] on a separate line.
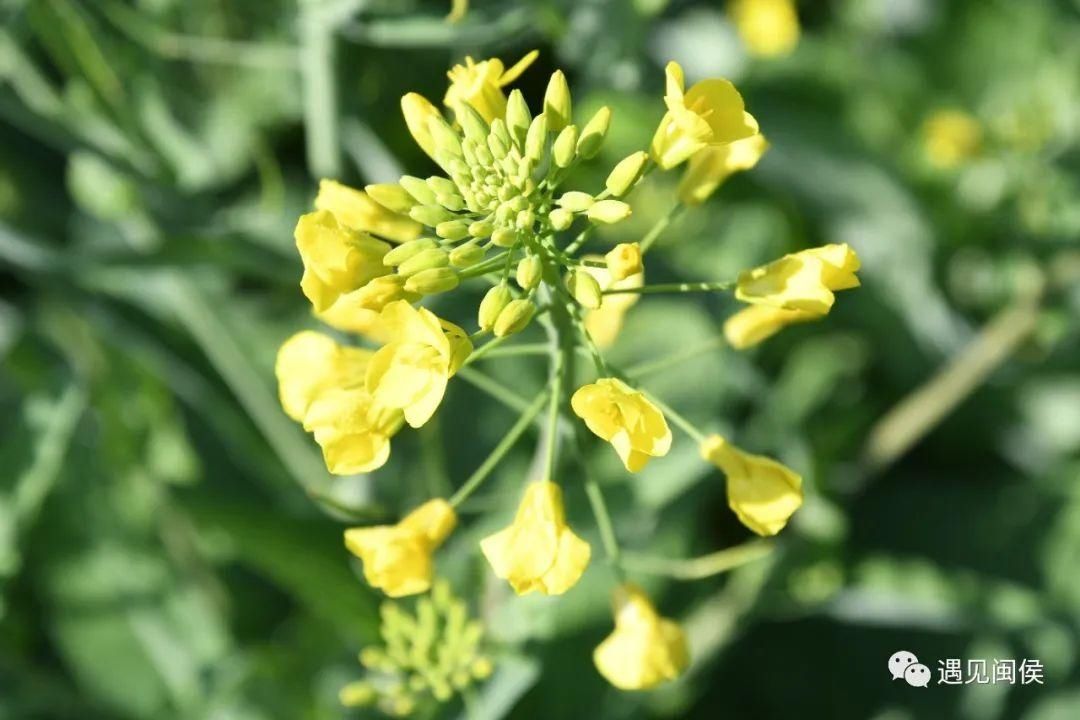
[276, 51, 861, 703]
[340, 579, 493, 716]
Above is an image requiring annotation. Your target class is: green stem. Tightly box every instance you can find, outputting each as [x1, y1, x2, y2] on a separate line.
[563, 225, 595, 255]
[456, 366, 532, 415]
[625, 336, 725, 377]
[585, 478, 622, 568]
[458, 251, 511, 280]
[620, 540, 774, 580]
[542, 333, 564, 481]
[639, 203, 685, 254]
[642, 390, 706, 443]
[603, 279, 734, 296]
[449, 391, 548, 507]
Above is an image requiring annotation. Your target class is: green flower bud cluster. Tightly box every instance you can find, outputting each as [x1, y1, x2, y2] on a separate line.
[340, 579, 494, 717]
[365, 68, 647, 331]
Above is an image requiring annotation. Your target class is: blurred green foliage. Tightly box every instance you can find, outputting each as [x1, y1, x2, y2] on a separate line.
[1, 0, 1078, 718]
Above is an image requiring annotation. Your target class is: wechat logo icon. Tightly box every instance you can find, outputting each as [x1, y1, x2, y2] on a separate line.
[889, 651, 930, 687]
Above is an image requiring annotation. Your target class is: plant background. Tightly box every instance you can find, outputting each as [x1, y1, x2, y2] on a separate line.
[2, 0, 1079, 718]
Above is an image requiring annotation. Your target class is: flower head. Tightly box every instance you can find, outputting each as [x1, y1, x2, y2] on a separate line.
[594, 584, 689, 690]
[303, 387, 404, 474]
[315, 179, 422, 244]
[735, 243, 861, 315]
[366, 301, 472, 428]
[581, 259, 644, 348]
[444, 51, 539, 122]
[678, 133, 769, 205]
[723, 304, 817, 349]
[571, 378, 671, 472]
[700, 434, 802, 536]
[295, 210, 392, 312]
[729, 0, 801, 59]
[275, 330, 372, 422]
[345, 499, 457, 597]
[922, 109, 982, 169]
[480, 481, 591, 595]
[650, 61, 759, 170]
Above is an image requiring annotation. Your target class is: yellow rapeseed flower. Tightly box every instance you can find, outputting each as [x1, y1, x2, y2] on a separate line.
[722, 304, 817, 349]
[735, 243, 861, 315]
[344, 499, 457, 597]
[581, 259, 643, 348]
[605, 243, 643, 282]
[317, 276, 419, 342]
[922, 109, 982, 169]
[729, 0, 800, 59]
[571, 378, 671, 472]
[678, 133, 769, 205]
[593, 584, 689, 690]
[303, 387, 404, 475]
[315, 179, 422, 244]
[700, 434, 802, 536]
[401, 92, 445, 162]
[365, 300, 472, 428]
[275, 330, 371, 423]
[650, 61, 760, 170]
[480, 481, 591, 595]
[443, 50, 539, 122]
[295, 210, 392, 312]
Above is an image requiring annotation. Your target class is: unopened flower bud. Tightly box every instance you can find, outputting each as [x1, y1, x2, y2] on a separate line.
[352, 275, 412, 310]
[566, 269, 603, 309]
[488, 131, 509, 160]
[437, 193, 465, 212]
[426, 114, 463, 158]
[524, 113, 548, 163]
[549, 208, 573, 231]
[553, 125, 579, 168]
[399, 175, 437, 205]
[515, 255, 543, 290]
[404, 267, 459, 295]
[478, 284, 512, 330]
[606, 151, 649, 197]
[456, 103, 489, 142]
[384, 238, 438, 266]
[577, 106, 611, 159]
[587, 199, 632, 224]
[427, 176, 458, 197]
[490, 118, 512, 149]
[494, 298, 536, 337]
[491, 227, 518, 247]
[436, 219, 470, 240]
[468, 220, 494, 238]
[516, 209, 535, 230]
[401, 93, 443, 162]
[605, 242, 643, 281]
[365, 183, 415, 213]
[543, 71, 572, 131]
[409, 204, 457, 226]
[449, 241, 485, 267]
[505, 89, 532, 147]
[398, 247, 450, 276]
[557, 191, 594, 213]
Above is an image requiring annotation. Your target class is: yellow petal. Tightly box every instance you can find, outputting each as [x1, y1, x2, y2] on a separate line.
[700, 434, 803, 536]
[722, 304, 818, 349]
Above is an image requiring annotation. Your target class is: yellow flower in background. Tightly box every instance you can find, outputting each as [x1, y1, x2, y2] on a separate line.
[581, 259, 644, 348]
[729, 0, 800, 59]
[401, 92, 445, 162]
[593, 584, 689, 690]
[922, 109, 982, 169]
[443, 50, 539, 122]
[700, 434, 802, 536]
[275, 330, 372, 423]
[723, 304, 818, 349]
[315, 179, 422, 244]
[571, 378, 671, 472]
[678, 133, 769, 205]
[365, 300, 472, 428]
[650, 61, 760, 170]
[604, 243, 643, 282]
[303, 387, 404, 474]
[295, 210, 392, 312]
[447, 0, 467, 23]
[480, 481, 591, 595]
[345, 499, 457, 597]
[735, 243, 861, 315]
